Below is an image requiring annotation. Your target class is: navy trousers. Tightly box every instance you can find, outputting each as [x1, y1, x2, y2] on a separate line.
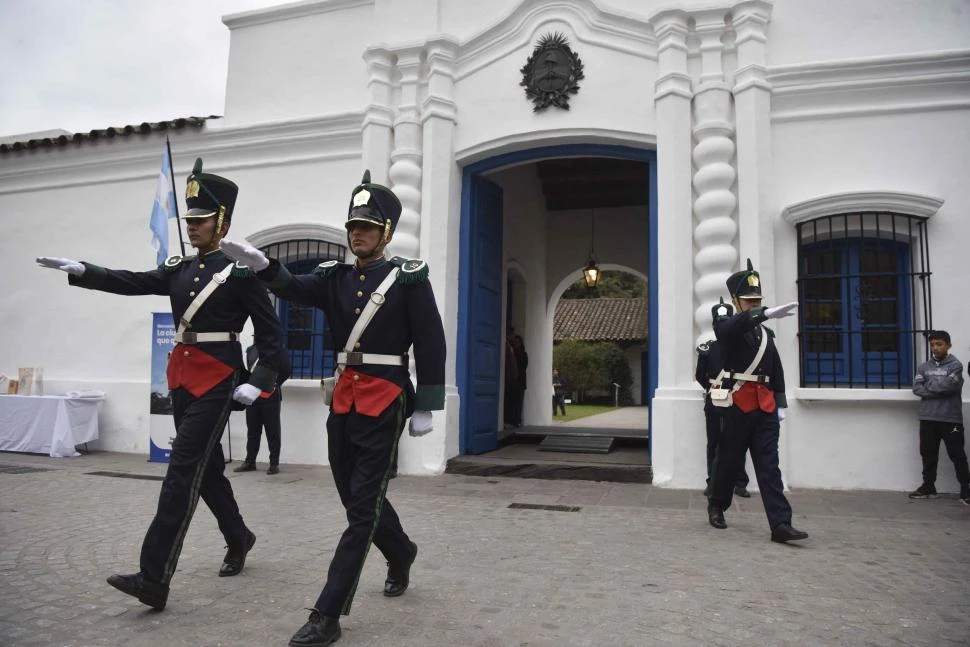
[140, 374, 249, 585]
[709, 407, 792, 531]
[705, 401, 749, 489]
[314, 393, 412, 617]
[244, 395, 282, 466]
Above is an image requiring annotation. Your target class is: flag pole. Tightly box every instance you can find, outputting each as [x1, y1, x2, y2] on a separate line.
[166, 136, 186, 256]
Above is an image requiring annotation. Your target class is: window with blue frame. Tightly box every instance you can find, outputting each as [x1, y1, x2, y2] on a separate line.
[796, 212, 932, 388]
[259, 239, 346, 380]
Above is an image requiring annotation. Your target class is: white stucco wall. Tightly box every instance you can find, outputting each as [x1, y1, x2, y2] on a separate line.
[2, 0, 969, 492]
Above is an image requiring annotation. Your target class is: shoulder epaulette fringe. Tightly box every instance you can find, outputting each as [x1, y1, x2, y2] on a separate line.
[312, 259, 342, 278]
[160, 255, 191, 272]
[231, 261, 255, 278]
[390, 256, 429, 284]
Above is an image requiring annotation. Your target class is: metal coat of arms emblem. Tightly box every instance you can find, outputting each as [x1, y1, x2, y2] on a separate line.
[520, 32, 585, 112]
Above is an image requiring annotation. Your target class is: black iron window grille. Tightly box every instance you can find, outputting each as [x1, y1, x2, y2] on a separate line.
[259, 239, 346, 380]
[795, 212, 932, 388]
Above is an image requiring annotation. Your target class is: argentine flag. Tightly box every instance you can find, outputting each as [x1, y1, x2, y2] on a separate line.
[149, 148, 177, 265]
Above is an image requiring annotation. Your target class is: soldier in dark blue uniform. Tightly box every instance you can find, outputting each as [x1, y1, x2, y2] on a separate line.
[235, 341, 292, 474]
[696, 297, 750, 498]
[220, 171, 446, 647]
[37, 159, 283, 610]
[706, 260, 808, 544]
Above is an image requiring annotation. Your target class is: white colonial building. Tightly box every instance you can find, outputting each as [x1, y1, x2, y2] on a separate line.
[1, 0, 968, 491]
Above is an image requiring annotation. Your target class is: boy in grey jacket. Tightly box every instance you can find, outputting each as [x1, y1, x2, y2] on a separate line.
[909, 330, 968, 504]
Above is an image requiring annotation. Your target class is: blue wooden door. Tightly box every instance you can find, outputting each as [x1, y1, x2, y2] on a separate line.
[463, 176, 504, 454]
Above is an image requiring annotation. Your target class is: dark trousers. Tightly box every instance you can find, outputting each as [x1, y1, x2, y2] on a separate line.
[507, 387, 525, 426]
[705, 402, 749, 489]
[140, 374, 249, 585]
[919, 420, 969, 487]
[710, 407, 792, 531]
[553, 394, 566, 416]
[244, 396, 282, 466]
[315, 393, 412, 617]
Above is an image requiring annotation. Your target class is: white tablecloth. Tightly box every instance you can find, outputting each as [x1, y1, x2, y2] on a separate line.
[0, 394, 104, 457]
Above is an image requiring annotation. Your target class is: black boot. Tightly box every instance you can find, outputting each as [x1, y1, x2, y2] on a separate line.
[384, 540, 418, 597]
[219, 529, 256, 576]
[106, 572, 169, 610]
[708, 505, 727, 529]
[770, 523, 809, 543]
[289, 609, 341, 646]
[233, 461, 256, 473]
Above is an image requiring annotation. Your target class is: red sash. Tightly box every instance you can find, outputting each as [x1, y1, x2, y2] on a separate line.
[166, 345, 233, 397]
[733, 381, 776, 414]
[332, 367, 403, 416]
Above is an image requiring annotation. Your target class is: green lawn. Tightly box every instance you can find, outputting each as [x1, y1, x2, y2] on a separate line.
[552, 403, 617, 423]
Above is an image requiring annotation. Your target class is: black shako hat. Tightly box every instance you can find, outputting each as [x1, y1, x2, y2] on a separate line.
[345, 170, 402, 235]
[711, 296, 734, 323]
[183, 158, 239, 221]
[726, 258, 763, 300]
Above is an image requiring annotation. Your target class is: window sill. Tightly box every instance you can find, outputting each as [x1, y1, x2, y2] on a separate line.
[794, 387, 917, 402]
[284, 379, 325, 390]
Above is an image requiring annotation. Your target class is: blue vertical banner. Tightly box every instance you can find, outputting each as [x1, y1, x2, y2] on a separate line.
[149, 312, 176, 462]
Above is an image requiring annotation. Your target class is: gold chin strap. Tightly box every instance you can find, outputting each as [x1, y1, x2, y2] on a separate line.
[382, 219, 392, 244]
[215, 206, 226, 235]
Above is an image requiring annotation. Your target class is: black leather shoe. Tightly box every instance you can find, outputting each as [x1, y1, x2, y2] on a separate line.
[708, 505, 727, 529]
[233, 462, 256, 473]
[267, 464, 280, 475]
[219, 529, 256, 576]
[289, 609, 341, 647]
[734, 486, 751, 498]
[384, 540, 417, 597]
[771, 523, 809, 543]
[106, 572, 169, 610]
[703, 484, 712, 497]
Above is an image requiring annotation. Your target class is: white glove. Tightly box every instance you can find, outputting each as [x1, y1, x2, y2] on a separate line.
[409, 410, 433, 437]
[219, 239, 269, 271]
[37, 256, 85, 276]
[764, 302, 798, 319]
[232, 383, 262, 406]
[777, 408, 787, 422]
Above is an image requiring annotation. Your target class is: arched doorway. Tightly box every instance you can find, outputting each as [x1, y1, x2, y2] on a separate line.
[457, 144, 658, 455]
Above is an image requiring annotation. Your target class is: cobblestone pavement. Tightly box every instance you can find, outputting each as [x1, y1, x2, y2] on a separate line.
[1, 451, 968, 647]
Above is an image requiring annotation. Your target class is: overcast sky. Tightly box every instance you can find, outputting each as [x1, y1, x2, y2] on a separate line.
[0, 0, 281, 139]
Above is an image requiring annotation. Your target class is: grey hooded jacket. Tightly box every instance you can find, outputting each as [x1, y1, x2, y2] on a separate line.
[913, 354, 965, 424]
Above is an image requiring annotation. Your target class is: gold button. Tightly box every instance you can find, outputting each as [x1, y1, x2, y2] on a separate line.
[356, 291, 363, 297]
[354, 307, 361, 315]
[189, 291, 196, 297]
[183, 350, 190, 357]
[193, 277, 200, 283]
[354, 342, 360, 349]
[359, 275, 366, 281]
[352, 374, 360, 382]
[199, 263, 205, 269]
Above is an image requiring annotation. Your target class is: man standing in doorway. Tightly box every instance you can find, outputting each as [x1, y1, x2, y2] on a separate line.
[219, 170, 446, 646]
[234, 340, 292, 475]
[553, 368, 568, 416]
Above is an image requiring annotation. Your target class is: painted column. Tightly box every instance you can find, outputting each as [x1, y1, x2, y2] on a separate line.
[387, 46, 424, 260]
[418, 36, 461, 467]
[691, 10, 738, 346]
[731, 1, 789, 484]
[361, 47, 395, 186]
[732, 0, 775, 304]
[649, 9, 695, 486]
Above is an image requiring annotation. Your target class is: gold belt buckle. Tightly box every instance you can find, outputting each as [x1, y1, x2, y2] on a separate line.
[345, 352, 363, 365]
[180, 331, 197, 344]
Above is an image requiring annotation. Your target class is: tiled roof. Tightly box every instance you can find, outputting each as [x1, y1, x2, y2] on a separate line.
[554, 297, 647, 343]
[0, 116, 217, 153]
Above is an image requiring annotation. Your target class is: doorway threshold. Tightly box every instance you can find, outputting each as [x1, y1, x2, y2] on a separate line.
[446, 441, 651, 483]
